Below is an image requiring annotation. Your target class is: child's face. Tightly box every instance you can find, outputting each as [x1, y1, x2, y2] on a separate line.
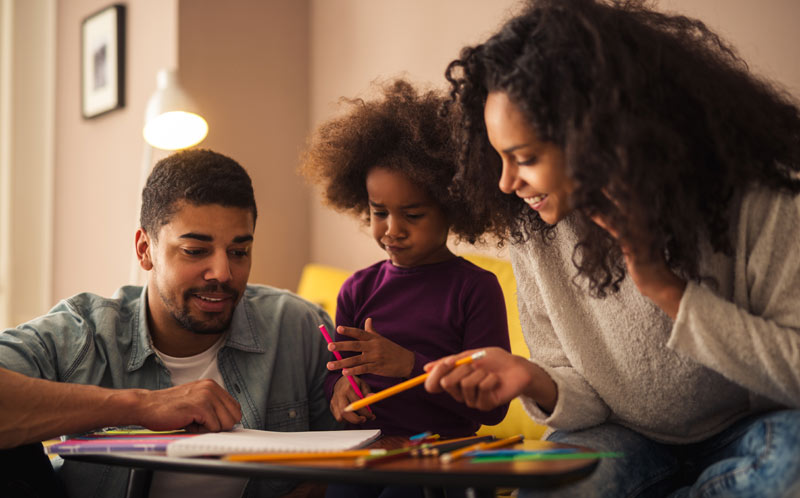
[366, 167, 453, 268]
[484, 91, 575, 225]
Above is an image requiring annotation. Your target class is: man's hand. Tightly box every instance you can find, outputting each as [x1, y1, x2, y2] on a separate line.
[423, 347, 557, 413]
[132, 379, 242, 433]
[326, 318, 415, 378]
[329, 376, 375, 424]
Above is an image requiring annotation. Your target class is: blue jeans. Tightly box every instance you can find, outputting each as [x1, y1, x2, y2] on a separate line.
[519, 410, 800, 498]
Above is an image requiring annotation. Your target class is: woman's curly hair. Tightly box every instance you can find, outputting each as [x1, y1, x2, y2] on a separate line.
[301, 78, 492, 244]
[447, 0, 800, 296]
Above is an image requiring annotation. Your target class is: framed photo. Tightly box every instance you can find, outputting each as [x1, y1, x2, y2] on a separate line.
[81, 4, 125, 119]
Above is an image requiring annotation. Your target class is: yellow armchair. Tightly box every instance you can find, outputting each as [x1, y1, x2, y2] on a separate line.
[296, 256, 546, 440]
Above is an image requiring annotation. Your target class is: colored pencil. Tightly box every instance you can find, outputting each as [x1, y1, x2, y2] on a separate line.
[470, 451, 624, 463]
[319, 324, 372, 414]
[345, 350, 487, 412]
[356, 445, 424, 468]
[224, 448, 388, 462]
[466, 448, 577, 457]
[420, 435, 497, 456]
[440, 434, 523, 463]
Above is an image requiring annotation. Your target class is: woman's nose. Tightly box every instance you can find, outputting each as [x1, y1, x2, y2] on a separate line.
[498, 160, 520, 194]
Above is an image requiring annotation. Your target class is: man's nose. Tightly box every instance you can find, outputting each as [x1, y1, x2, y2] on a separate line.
[205, 251, 232, 282]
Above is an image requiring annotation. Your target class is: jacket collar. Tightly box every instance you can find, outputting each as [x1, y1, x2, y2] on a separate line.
[128, 285, 266, 372]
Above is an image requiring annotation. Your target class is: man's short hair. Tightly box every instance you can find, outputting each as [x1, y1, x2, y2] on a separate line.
[140, 148, 257, 237]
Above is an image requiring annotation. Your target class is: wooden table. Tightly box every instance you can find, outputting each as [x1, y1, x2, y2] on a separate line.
[64, 436, 599, 497]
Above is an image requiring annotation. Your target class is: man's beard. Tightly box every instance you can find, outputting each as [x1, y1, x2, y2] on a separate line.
[160, 284, 239, 335]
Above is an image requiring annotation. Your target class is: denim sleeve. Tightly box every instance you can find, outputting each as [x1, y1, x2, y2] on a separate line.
[307, 307, 342, 431]
[0, 301, 88, 381]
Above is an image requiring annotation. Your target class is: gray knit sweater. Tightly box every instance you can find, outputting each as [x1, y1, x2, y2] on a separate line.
[511, 187, 799, 444]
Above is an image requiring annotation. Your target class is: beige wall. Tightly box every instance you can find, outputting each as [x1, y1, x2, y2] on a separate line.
[306, 0, 800, 272]
[0, 0, 54, 328]
[178, 0, 311, 290]
[308, 0, 523, 271]
[54, 0, 178, 301]
[52, 0, 309, 304]
[31, 0, 800, 312]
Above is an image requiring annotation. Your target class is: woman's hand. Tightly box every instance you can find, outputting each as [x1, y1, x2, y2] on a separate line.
[326, 318, 416, 378]
[423, 347, 557, 413]
[329, 376, 375, 424]
[590, 203, 686, 319]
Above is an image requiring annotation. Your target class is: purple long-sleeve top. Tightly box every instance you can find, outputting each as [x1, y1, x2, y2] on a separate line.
[323, 257, 511, 437]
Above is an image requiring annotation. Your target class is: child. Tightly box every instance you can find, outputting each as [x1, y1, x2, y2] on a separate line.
[301, 79, 511, 441]
[424, 0, 800, 496]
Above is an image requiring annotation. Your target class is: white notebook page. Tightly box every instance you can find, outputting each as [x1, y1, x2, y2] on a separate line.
[166, 428, 382, 457]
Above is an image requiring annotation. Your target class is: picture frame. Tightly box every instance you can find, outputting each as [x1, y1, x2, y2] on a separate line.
[81, 4, 125, 119]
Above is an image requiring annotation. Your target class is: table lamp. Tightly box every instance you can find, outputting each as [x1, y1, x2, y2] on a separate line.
[142, 68, 208, 150]
[130, 68, 208, 284]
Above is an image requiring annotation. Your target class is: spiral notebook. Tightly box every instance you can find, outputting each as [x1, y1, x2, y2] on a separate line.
[165, 428, 382, 458]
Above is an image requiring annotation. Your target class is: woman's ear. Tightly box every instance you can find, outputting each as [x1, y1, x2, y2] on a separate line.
[135, 228, 154, 271]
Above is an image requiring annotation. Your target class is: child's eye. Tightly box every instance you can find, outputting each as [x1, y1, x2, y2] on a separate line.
[371, 210, 388, 219]
[517, 155, 538, 166]
[406, 213, 424, 220]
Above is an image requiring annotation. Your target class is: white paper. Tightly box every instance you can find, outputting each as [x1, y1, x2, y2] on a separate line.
[166, 428, 382, 458]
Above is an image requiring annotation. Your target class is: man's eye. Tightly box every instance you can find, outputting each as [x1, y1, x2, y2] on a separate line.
[183, 248, 205, 256]
[229, 249, 249, 258]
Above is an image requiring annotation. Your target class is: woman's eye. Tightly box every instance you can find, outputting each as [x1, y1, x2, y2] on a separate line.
[517, 156, 538, 166]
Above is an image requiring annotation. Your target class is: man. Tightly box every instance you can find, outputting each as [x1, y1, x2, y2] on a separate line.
[0, 149, 338, 497]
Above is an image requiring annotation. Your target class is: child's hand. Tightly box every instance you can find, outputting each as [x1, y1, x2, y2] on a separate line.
[330, 376, 375, 424]
[327, 318, 415, 378]
[423, 347, 557, 413]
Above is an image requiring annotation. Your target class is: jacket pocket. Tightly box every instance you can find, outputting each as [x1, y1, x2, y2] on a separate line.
[265, 399, 309, 431]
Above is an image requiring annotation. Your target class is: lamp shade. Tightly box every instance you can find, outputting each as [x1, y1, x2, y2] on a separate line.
[142, 69, 208, 150]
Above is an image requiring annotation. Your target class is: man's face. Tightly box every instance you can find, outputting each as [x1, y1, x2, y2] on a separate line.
[139, 202, 254, 339]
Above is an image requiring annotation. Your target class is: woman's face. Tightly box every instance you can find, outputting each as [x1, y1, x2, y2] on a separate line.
[484, 91, 575, 225]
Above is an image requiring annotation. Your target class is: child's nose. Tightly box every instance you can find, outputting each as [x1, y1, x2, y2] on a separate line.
[385, 216, 404, 238]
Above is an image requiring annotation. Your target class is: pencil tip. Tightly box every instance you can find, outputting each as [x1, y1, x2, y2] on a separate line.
[344, 405, 354, 412]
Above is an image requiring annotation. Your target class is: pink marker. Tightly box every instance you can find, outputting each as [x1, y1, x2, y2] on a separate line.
[318, 324, 373, 414]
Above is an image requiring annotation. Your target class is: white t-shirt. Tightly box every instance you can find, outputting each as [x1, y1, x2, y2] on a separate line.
[148, 336, 248, 498]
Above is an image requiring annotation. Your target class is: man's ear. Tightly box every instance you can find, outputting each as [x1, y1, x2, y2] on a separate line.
[135, 228, 154, 271]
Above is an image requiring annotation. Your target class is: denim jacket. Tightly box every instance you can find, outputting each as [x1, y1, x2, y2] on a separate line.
[0, 284, 340, 498]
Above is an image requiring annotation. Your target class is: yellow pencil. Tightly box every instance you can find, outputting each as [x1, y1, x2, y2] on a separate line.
[224, 448, 387, 462]
[440, 434, 523, 464]
[344, 350, 487, 413]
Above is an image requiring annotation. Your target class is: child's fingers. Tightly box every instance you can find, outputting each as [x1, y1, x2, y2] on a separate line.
[326, 354, 367, 371]
[362, 317, 383, 337]
[329, 340, 366, 353]
[336, 326, 371, 340]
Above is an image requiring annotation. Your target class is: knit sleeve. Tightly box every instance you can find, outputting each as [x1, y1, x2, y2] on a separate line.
[510, 243, 611, 430]
[668, 189, 800, 407]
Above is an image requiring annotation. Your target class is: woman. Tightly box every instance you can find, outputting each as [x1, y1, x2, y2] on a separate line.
[424, 0, 800, 496]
